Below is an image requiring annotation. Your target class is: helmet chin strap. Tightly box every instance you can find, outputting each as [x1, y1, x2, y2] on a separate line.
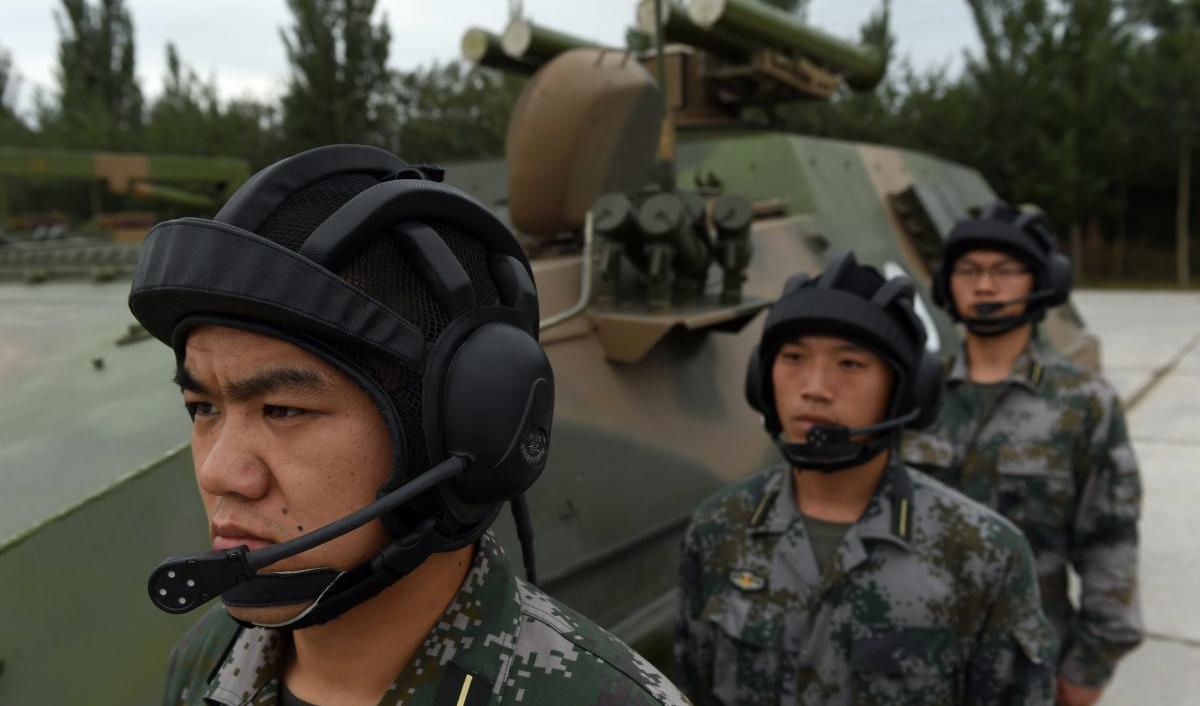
[962, 290, 1056, 337]
[220, 515, 454, 630]
[777, 409, 918, 473]
[963, 312, 1033, 337]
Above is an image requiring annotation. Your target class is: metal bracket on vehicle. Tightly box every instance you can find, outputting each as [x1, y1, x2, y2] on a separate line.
[590, 295, 770, 363]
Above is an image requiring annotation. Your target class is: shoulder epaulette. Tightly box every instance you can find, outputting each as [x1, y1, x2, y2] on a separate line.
[750, 487, 779, 528]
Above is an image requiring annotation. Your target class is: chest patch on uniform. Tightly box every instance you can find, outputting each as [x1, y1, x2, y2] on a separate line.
[728, 569, 766, 592]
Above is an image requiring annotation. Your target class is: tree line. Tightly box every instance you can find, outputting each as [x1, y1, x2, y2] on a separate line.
[785, 0, 1198, 285]
[0, 0, 525, 168]
[1, 0, 1196, 284]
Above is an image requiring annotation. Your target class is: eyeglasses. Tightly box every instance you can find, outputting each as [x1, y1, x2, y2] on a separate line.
[950, 262, 1031, 281]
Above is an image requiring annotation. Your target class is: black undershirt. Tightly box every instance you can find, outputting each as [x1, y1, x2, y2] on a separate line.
[279, 681, 321, 706]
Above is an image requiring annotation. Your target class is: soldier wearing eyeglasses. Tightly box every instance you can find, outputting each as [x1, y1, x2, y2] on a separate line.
[903, 202, 1144, 706]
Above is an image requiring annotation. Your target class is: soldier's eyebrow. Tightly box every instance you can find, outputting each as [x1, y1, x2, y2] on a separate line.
[959, 254, 1022, 268]
[173, 365, 212, 395]
[833, 342, 870, 355]
[222, 366, 330, 403]
[172, 365, 330, 402]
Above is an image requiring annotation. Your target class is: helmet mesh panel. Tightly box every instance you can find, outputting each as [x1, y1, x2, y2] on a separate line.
[257, 173, 380, 252]
[339, 235, 451, 342]
[435, 223, 500, 307]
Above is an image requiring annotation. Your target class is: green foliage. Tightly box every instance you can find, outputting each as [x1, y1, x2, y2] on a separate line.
[0, 45, 33, 146]
[858, 0, 894, 65]
[278, 0, 398, 153]
[626, 27, 652, 52]
[0, 46, 14, 116]
[1127, 0, 1200, 163]
[144, 43, 281, 168]
[954, 0, 1137, 225]
[392, 63, 525, 162]
[38, 0, 143, 149]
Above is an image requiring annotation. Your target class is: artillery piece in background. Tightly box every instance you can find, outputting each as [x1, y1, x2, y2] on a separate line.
[0, 147, 249, 282]
[0, 2, 1099, 704]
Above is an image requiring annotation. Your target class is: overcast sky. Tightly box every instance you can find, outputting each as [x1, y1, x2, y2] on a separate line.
[1, 0, 981, 114]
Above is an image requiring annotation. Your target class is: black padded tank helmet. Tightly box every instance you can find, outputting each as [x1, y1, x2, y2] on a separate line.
[744, 251, 943, 473]
[131, 145, 552, 628]
[932, 201, 1073, 335]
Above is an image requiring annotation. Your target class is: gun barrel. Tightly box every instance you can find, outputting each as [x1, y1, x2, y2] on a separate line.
[687, 0, 886, 90]
[129, 182, 214, 208]
[501, 18, 607, 64]
[461, 27, 540, 75]
[636, 0, 753, 61]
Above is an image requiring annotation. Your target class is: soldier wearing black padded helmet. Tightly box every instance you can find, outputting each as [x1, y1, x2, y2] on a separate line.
[132, 145, 689, 706]
[904, 202, 1144, 706]
[675, 251, 1056, 706]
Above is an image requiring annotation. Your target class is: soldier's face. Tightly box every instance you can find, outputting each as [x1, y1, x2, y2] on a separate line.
[949, 249, 1035, 321]
[178, 325, 394, 625]
[771, 334, 895, 444]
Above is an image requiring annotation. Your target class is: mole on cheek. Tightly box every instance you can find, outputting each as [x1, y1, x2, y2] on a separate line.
[297, 525, 304, 532]
[281, 508, 288, 515]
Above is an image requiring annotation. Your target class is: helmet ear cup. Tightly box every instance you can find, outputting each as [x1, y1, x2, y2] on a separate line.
[745, 344, 764, 414]
[1043, 252, 1073, 307]
[908, 352, 944, 429]
[436, 320, 554, 524]
[744, 344, 782, 435]
[931, 259, 950, 311]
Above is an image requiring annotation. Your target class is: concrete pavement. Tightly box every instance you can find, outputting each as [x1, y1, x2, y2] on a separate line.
[1073, 291, 1200, 705]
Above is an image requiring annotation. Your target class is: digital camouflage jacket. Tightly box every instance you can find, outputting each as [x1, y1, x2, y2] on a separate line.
[903, 339, 1143, 688]
[675, 457, 1056, 706]
[162, 532, 690, 706]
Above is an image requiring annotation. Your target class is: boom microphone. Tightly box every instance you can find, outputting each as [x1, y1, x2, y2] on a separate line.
[793, 408, 919, 452]
[147, 454, 471, 615]
[781, 408, 919, 467]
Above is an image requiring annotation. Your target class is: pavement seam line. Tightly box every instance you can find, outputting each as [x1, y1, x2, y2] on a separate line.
[1144, 630, 1200, 650]
[1130, 436, 1200, 449]
[1125, 330, 1200, 412]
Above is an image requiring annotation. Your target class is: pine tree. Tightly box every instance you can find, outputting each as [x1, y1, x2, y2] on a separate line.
[278, 0, 397, 152]
[38, 0, 143, 149]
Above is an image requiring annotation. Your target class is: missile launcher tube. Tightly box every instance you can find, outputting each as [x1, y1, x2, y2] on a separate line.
[461, 27, 540, 75]
[501, 18, 607, 64]
[635, 0, 754, 61]
[687, 0, 886, 90]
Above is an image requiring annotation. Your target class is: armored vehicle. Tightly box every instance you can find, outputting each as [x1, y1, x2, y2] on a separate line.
[0, 2, 1097, 703]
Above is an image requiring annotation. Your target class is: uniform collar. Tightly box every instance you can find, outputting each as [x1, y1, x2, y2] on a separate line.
[751, 456, 914, 552]
[395, 531, 519, 701]
[947, 336, 1047, 394]
[854, 456, 915, 552]
[203, 532, 519, 706]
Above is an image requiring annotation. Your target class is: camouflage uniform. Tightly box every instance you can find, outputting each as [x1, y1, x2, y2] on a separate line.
[902, 339, 1144, 688]
[163, 532, 690, 706]
[675, 455, 1056, 706]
